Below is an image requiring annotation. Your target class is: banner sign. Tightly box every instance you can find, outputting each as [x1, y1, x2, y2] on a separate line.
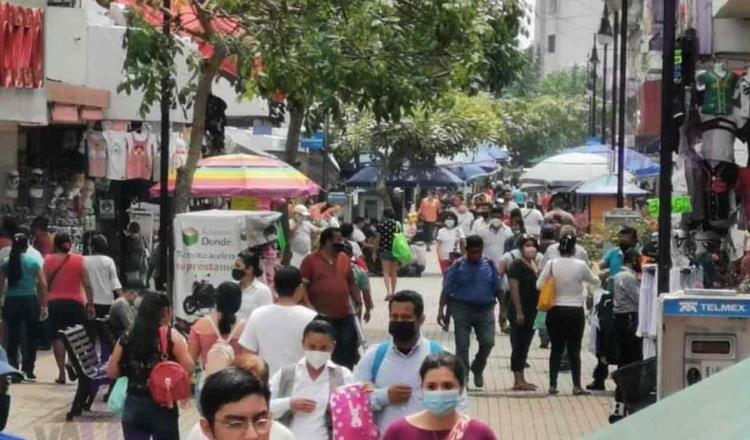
[647, 196, 692, 217]
[663, 298, 750, 318]
[0, 4, 44, 88]
[173, 213, 244, 321]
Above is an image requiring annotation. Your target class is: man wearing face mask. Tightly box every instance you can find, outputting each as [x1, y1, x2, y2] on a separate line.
[599, 227, 638, 292]
[437, 236, 502, 389]
[471, 206, 514, 270]
[288, 204, 320, 268]
[354, 290, 466, 434]
[300, 228, 362, 369]
[269, 319, 353, 440]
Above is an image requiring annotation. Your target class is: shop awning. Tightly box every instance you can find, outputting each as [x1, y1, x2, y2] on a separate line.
[713, 0, 750, 19]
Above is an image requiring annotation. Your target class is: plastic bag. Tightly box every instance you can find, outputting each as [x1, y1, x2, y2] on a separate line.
[107, 377, 128, 413]
[391, 223, 413, 264]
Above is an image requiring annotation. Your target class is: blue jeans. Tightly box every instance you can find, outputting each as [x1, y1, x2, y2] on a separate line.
[449, 300, 496, 375]
[122, 393, 179, 440]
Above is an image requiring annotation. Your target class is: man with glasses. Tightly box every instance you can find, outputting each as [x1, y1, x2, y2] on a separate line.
[198, 367, 284, 440]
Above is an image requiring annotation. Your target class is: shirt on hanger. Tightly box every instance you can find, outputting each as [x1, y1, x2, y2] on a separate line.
[103, 130, 128, 181]
[171, 132, 188, 172]
[126, 130, 153, 180]
[86, 131, 107, 178]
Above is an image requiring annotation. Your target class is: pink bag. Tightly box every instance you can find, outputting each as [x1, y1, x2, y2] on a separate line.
[329, 383, 378, 440]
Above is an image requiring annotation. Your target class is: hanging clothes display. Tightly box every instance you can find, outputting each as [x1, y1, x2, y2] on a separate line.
[126, 129, 153, 180]
[697, 69, 738, 116]
[735, 75, 750, 119]
[171, 131, 188, 172]
[637, 267, 658, 359]
[86, 131, 107, 178]
[103, 130, 128, 181]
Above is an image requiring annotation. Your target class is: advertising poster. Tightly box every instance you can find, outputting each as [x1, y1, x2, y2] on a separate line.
[173, 212, 244, 321]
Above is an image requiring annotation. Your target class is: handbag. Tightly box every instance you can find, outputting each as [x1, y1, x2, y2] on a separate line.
[537, 261, 556, 311]
[106, 377, 128, 413]
[391, 222, 413, 264]
[147, 326, 190, 408]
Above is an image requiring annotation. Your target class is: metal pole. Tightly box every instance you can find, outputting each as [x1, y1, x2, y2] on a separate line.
[611, 12, 619, 150]
[592, 63, 597, 137]
[158, 0, 172, 292]
[616, 1, 627, 207]
[589, 64, 595, 136]
[601, 43, 608, 144]
[658, 0, 677, 294]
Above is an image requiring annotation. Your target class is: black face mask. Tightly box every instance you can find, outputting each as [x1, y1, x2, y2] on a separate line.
[231, 268, 246, 281]
[619, 243, 632, 252]
[333, 243, 348, 254]
[389, 320, 417, 343]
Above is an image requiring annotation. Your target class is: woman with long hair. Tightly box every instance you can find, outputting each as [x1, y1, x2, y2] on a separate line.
[107, 292, 194, 439]
[188, 282, 245, 370]
[507, 235, 540, 391]
[536, 234, 599, 395]
[233, 250, 273, 320]
[382, 352, 496, 439]
[44, 232, 94, 384]
[375, 208, 400, 300]
[0, 233, 47, 380]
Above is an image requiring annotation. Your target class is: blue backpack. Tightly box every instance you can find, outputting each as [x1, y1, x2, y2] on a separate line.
[370, 340, 443, 381]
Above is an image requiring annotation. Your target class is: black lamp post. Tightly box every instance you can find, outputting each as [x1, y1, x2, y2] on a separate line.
[158, 0, 172, 292]
[616, 0, 628, 208]
[588, 36, 600, 137]
[597, 5, 613, 145]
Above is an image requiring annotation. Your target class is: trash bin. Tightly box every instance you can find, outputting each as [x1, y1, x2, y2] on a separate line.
[611, 357, 657, 415]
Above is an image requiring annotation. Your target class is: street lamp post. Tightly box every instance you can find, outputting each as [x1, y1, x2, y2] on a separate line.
[616, 0, 628, 208]
[589, 36, 600, 138]
[611, 11, 619, 154]
[597, 5, 613, 145]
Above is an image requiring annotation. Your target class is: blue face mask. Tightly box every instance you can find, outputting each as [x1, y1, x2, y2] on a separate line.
[421, 389, 460, 416]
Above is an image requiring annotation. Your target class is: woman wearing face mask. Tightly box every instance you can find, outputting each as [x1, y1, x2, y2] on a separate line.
[507, 235, 540, 391]
[269, 319, 353, 440]
[382, 352, 496, 440]
[233, 250, 273, 321]
[503, 209, 525, 253]
[436, 211, 466, 273]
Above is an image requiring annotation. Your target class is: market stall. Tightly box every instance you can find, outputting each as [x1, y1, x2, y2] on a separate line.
[574, 174, 648, 227]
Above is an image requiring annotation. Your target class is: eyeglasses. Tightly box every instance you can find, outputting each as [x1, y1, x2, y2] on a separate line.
[217, 416, 272, 434]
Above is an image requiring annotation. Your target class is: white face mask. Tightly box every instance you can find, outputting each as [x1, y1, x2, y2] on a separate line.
[490, 218, 502, 228]
[304, 350, 331, 369]
[444, 219, 456, 228]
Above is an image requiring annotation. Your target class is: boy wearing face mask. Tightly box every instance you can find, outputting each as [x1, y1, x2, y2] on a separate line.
[436, 211, 466, 273]
[269, 319, 353, 440]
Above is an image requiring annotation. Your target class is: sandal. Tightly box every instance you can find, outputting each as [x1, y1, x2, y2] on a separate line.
[548, 387, 558, 395]
[55, 378, 65, 385]
[512, 383, 536, 391]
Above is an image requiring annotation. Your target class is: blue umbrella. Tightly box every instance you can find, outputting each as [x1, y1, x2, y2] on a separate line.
[446, 164, 489, 181]
[347, 166, 465, 188]
[565, 144, 659, 178]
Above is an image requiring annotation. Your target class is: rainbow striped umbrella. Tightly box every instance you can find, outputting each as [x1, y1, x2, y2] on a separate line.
[149, 154, 320, 198]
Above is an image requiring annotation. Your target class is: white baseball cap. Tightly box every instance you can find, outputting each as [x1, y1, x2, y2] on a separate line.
[294, 204, 310, 216]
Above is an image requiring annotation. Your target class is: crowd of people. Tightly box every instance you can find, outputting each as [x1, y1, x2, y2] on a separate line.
[0, 181, 651, 438]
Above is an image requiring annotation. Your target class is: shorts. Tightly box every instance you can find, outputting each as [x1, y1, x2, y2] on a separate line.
[49, 299, 87, 338]
[380, 250, 396, 262]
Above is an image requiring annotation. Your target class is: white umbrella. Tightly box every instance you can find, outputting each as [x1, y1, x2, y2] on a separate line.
[520, 152, 633, 187]
[573, 173, 648, 196]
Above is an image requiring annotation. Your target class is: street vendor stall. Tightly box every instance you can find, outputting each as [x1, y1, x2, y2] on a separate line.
[574, 174, 648, 227]
[149, 153, 320, 209]
[173, 210, 281, 321]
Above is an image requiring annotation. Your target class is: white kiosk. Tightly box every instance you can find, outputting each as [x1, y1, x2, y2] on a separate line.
[658, 289, 750, 399]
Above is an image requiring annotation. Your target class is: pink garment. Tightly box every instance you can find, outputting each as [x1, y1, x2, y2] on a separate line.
[126, 131, 153, 180]
[382, 418, 496, 440]
[329, 383, 378, 440]
[86, 131, 107, 178]
[188, 321, 244, 365]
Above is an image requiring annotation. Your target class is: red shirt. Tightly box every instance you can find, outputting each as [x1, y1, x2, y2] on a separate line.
[300, 251, 354, 318]
[44, 253, 86, 304]
[33, 231, 53, 257]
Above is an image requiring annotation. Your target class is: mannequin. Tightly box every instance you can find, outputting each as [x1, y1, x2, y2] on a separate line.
[4, 170, 19, 208]
[736, 66, 750, 120]
[697, 61, 739, 116]
[80, 179, 96, 215]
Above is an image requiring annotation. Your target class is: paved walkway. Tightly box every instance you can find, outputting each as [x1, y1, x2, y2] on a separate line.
[5, 252, 611, 439]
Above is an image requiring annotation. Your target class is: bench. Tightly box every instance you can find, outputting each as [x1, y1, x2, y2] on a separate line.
[58, 325, 110, 421]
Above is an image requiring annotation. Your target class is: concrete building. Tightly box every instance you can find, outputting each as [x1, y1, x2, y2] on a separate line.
[534, 0, 604, 74]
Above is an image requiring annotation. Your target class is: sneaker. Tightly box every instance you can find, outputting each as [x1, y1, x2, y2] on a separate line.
[586, 381, 605, 391]
[23, 372, 36, 382]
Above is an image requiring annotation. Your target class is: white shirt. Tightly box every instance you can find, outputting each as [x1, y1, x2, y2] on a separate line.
[521, 208, 544, 236]
[289, 219, 315, 255]
[84, 255, 122, 305]
[347, 239, 363, 259]
[353, 338, 467, 434]
[239, 303, 317, 376]
[103, 130, 128, 181]
[270, 359, 354, 440]
[238, 279, 273, 321]
[537, 257, 599, 307]
[435, 227, 465, 260]
[186, 420, 295, 440]
[543, 243, 590, 265]
[351, 227, 367, 243]
[471, 222, 513, 268]
[453, 210, 475, 236]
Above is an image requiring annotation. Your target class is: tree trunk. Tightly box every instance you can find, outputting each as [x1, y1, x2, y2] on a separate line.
[173, 53, 224, 214]
[284, 101, 305, 167]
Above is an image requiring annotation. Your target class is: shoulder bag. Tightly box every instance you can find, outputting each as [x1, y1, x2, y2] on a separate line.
[537, 260, 556, 311]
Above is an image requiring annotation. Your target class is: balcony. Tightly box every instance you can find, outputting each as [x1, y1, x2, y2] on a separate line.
[713, 0, 750, 18]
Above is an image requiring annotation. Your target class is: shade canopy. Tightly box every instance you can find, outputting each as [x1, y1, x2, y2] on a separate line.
[436, 142, 510, 171]
[565, 143, 659, 178]
[574, 173, 649, 196]
[446, 164, 490, 181]
[589, 358, 750, 440]
[347, 166, 465, 188]
[520, 152, 633, 188]
[149, 154, 320, 198]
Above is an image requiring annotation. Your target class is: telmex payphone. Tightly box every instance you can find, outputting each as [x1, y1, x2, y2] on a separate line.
[658, 290, 750, 399]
